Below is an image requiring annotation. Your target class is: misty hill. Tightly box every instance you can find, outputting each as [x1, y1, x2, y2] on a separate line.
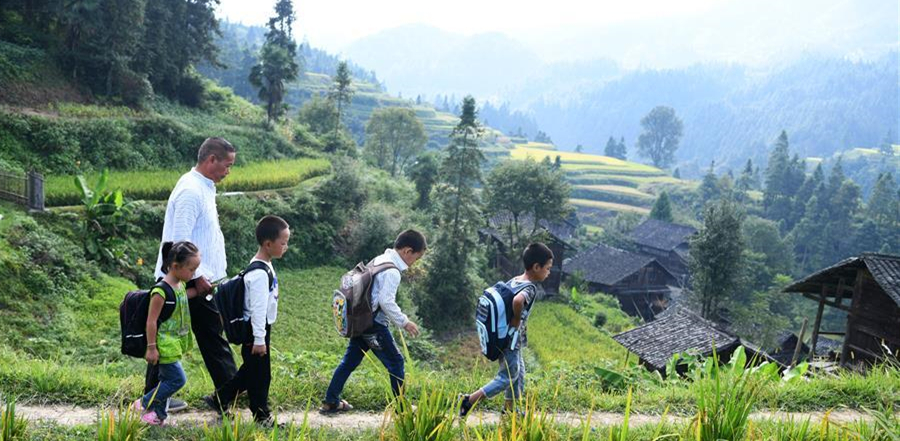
[531, 53, 899, 173]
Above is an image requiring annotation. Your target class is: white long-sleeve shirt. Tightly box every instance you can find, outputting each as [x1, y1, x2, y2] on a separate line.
[154, 168, 227, 281]
[370, 249, 409, 328]
[243, 259, 278, 345]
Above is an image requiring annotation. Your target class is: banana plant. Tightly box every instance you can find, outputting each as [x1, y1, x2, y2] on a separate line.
[74, 169, 139, 268]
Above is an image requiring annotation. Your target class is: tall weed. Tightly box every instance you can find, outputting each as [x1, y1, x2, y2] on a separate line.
[96, 406, 144, 441]
[0, 396, 27, 441]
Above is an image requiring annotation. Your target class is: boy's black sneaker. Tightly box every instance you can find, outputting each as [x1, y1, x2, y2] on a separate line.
[458, 395, 473, 418]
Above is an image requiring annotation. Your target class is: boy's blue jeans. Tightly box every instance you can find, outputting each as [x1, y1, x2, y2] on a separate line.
[481, 348, 525, 401]
[142, 361, 186, 420]
[325, 323, 405, 404]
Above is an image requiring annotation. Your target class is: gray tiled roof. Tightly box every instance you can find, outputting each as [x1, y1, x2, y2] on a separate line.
[563, 243, 658, 285]
[613, 306, 739, 371]
[482, 213, 578, 246]
[783, 253, 900, 307]
[629, 219, 697, 251]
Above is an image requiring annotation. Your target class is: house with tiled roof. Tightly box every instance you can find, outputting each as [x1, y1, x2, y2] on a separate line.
[783, 253, 900, 367]
[480, 213, 578, 295]
[628, 219, 697, 283]
[563, 243, 677, 319]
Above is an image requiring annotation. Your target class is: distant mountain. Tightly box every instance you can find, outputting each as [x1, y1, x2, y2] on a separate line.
[343, 24, 542, 99]
[530, 53, 900, 174]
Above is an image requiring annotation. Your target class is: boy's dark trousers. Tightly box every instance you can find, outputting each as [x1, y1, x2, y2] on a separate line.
[144, 281, 238, 395]
[213, 325, 272, 421]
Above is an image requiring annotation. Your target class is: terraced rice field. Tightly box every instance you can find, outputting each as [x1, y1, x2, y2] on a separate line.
[505, 145, 687, 214]
[44, 157, 331, 206]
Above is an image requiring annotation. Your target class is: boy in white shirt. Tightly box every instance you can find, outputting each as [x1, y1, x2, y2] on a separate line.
[319, 230, 426, 413]
[211, 215, 289, 426]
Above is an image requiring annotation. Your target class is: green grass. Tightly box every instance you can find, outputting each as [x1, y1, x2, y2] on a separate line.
[0, 257, 897, 416]
[529, 302, 629, 370]
[44, 158, 331, 206]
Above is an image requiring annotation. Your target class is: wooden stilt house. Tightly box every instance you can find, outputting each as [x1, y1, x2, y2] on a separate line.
[782, 253, 900, 367]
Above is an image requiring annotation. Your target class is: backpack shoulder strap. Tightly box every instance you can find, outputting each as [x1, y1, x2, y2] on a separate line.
[243, 260, 275, 290]
[364, 261, 399, 314]
[508, 279, 537, 310]
[368, 261, 399, 276]
[152, 281, 177, 323]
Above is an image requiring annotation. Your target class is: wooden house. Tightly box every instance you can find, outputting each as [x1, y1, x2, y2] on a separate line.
[563, 243, 677, 319]
[628, 219, 696, 284]
[479, 213, 577, 295]
[782, 253, 900, 367]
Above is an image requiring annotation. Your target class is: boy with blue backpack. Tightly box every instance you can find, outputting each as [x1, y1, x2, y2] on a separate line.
[460, 242, 554, 417]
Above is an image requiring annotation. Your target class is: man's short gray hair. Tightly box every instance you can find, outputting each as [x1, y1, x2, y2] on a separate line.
[197, 137, 236, 163]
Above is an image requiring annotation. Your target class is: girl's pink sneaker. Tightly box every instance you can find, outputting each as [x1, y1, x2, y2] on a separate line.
[131, 399, 144, 413]
[141, 411, 164, 426]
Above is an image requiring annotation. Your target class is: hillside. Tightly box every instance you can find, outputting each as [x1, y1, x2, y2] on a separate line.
[198, 22, 510, 151]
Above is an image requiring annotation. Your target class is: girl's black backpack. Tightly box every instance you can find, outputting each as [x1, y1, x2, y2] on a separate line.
[120, 281, 176, 358]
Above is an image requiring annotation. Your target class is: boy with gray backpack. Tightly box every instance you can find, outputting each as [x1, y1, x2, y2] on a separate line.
[459, 243, 554, 417]
[320, 229, 427, 413]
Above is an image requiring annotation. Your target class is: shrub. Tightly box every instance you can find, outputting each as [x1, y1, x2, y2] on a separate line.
[593, 311, 607, 329]
[343, 202, 400, 264]
[175, 69, 207, 108]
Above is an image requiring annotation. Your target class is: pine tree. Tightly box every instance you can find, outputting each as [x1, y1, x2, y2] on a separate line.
[604, 136, 617, 157]
[736, 159, 755, 193]
[689, 199, 745, 319]
[699, 161, 720, 204]
[788, 163, 823, 230]
[417, 96, 485, 331]
[329, 61, 353, 138]
[649, 191, 673, 222]
[763, 130, 793, 224]
[249, 0, 300, 125]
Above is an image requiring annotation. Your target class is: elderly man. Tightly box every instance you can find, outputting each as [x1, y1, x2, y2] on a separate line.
[147, 137, 237, 412]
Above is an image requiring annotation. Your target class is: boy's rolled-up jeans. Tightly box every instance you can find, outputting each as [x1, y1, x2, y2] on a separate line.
[481, 348, 525, 401]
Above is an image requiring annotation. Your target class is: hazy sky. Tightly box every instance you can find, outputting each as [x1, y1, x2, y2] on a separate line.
[216, 0, 725, 52]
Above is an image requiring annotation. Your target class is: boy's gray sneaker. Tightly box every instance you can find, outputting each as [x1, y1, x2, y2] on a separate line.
[167, 398, 188, 413]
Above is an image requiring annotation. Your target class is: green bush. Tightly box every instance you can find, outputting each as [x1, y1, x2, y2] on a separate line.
[0, 95, 312, 175]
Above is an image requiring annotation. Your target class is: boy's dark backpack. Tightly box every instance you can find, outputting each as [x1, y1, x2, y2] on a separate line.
[120, 282, 177, 358]
[332, 261, 398, 338]
[214, 261, 275, 345]
[475, 280, 534, 361]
